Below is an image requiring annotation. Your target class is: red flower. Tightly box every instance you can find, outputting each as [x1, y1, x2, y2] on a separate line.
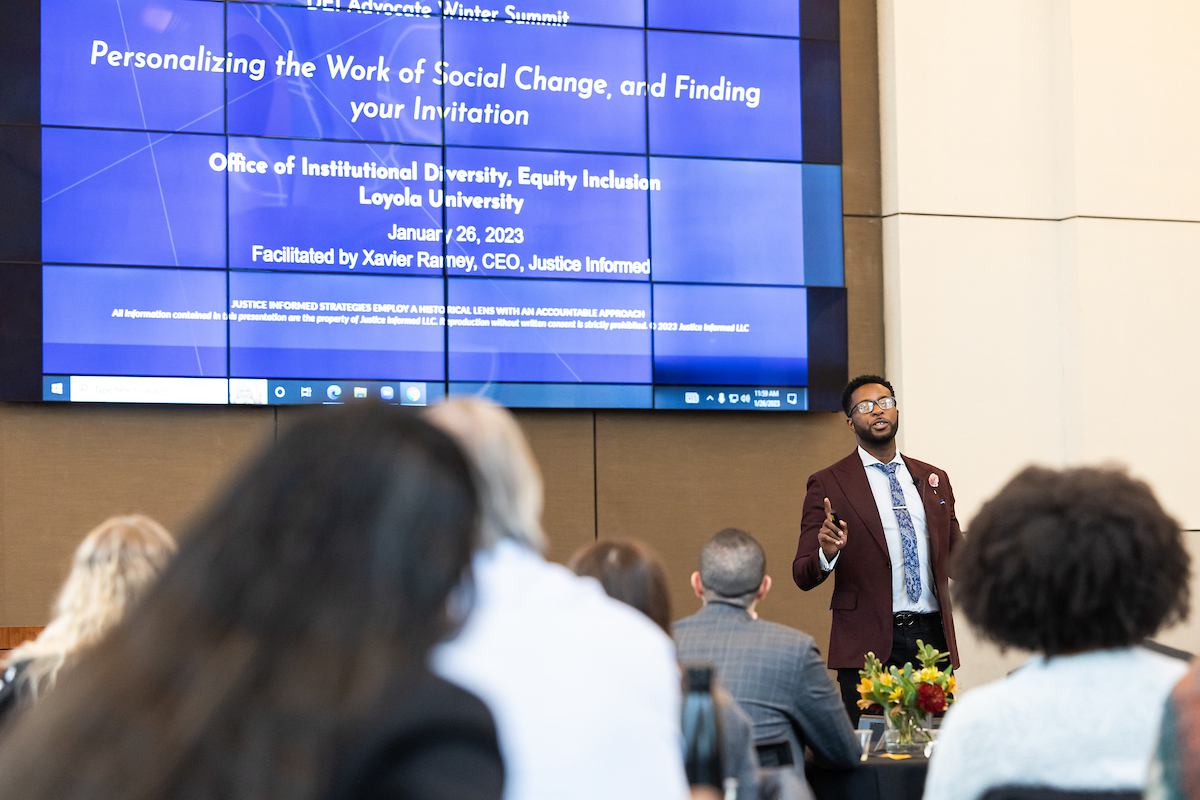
[917, 683, 947, 713]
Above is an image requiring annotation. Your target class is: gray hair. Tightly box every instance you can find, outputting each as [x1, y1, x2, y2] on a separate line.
[425, 397, 546, 552]
[699, 528, 765, 608]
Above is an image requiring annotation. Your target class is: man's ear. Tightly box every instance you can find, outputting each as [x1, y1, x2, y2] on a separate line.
[690, 571, 705, 599]
[756, 574, 772, 601]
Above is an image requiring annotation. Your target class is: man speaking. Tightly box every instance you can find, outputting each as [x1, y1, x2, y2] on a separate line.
[793, 375, 964, 723]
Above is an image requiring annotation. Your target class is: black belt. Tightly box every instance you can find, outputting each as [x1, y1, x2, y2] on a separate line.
[893, 611, 939, 627]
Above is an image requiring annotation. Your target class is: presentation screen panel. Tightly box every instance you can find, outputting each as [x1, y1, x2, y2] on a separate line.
[0, 0, 846, 410]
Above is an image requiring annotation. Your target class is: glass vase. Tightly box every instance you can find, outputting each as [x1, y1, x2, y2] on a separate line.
[883, 706, 932, 755]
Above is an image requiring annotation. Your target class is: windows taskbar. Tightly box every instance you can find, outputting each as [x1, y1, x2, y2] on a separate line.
[42, 376, 808, 410]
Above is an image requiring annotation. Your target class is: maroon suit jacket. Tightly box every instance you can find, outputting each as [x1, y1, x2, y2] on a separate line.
[792, 451, 964, 670]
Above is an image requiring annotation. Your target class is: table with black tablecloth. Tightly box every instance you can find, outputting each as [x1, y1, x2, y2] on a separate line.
[806, 753, 929, 800]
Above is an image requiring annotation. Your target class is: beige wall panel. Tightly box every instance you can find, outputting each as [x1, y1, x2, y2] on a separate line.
[840, 0, 882, 217]
[512, 410, 595, 565]
[879, 0, 1066, 219]
[878, 0, 1200, 696]
[1069, 2, 1200, 220]
[0, 404, 274, 626]
[881, 1, 1200, 221]
[884, 214, 1068, 522]
[1069, 218, 1200, 527]
[594, 412, 868, 655]
[882, 214, 1069, 691]
[951, 622, 1031, 695]
[1154, 530, 1200, 656]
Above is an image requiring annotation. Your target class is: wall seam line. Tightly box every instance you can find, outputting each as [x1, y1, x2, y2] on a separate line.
[880, 211, 1200, 225]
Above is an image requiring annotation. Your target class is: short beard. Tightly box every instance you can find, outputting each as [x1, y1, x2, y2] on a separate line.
[856, 418, 898, 446]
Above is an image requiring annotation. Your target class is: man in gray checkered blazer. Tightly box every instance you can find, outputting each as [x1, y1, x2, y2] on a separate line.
[673, 528, 861, 772]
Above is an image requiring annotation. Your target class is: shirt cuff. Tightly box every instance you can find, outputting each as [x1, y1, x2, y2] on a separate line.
[819, 548, 840, 572]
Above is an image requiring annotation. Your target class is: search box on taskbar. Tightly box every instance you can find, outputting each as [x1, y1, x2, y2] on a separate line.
[67, 376, 229, 404]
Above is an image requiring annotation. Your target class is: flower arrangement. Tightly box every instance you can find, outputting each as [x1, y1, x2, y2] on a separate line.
[857, 640, 956, 750]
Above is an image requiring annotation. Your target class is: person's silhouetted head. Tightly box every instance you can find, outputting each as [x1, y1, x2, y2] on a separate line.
[0, 404, 479, 800]
[6, 514, 176, 697]
[426, 397, 545, 552]
[954, 465, 1189, 656]
[569, 540, 672, 634]
[695, 528, 768, 609]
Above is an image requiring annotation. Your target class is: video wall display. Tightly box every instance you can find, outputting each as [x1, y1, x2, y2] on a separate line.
[0, 0, 848, 410]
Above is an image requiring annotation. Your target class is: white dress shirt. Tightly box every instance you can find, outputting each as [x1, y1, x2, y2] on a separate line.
[431, 539, 689, 800]
[818, 447, 939, 613]
[924, 647, 1187, 800]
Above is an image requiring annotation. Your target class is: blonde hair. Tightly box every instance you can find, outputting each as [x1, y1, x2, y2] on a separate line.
[426, 397, 545, 552]
[7, 515, 176, 695]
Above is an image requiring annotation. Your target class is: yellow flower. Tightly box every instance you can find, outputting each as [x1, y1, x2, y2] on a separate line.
[887, 687, 903, 703]
[858, 678, 874, 696]
[857, 697, 874, 710]
[947, 675, 957, 695]
[915, 667, 940, 683]
[879, 673, 894, 688]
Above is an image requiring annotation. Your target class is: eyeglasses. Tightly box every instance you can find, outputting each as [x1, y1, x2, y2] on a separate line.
[852, 397, 897, 415]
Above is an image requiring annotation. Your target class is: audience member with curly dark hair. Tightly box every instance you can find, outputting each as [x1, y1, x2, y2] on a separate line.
[954, 466, 1188, 655]
[924, 466, 1191, 800]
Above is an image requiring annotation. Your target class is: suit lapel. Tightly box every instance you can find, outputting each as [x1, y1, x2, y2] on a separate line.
[831, 452, 889, 558]
[904, 455, 943, 576]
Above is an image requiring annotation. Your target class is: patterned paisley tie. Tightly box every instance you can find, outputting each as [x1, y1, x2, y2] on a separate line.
[873, 462, 922, 602]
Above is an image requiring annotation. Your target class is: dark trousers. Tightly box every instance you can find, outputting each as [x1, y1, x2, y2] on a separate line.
[835, 613, 948, 726]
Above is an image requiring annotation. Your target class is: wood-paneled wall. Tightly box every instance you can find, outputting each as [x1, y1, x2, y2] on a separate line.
[0, 0, 883, 656]
[0, 627, 42, 650]
[0, 405, 276, 623]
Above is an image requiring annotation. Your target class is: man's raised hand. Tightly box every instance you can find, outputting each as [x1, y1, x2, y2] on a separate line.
[818, 497, 848, 560]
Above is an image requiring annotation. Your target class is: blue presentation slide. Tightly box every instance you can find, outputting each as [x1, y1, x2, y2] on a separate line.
[43, 265, 227, 377]
[501, 0, 645, 27]
[650, 159, 843, 287]
[648, 0, 800, 37]
[42, 0, 225, 133]
[253, 1, 644, 28]
[652, 284, 808, 385]
[442, 19, 646, 153]
[647, 30, 802, 161]
[226, 3, 442, 144]
[444, 148, 651, 281]
[229, 271, 446, 380]
[42, 127, 227, 268]
[447, 277, 651, 383]
[31, 0, 844, 406]
[228, 137, 444, 275]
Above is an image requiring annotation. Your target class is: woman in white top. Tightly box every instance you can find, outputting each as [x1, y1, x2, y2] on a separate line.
[924, 466, 1190, 800]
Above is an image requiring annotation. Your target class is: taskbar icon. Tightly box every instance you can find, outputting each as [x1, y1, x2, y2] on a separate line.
[230, 379, 440, 406]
